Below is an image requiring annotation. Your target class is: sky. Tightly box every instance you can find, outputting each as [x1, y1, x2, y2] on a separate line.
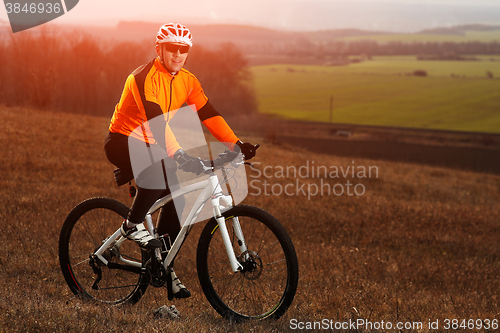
[2, 0, 500, 32]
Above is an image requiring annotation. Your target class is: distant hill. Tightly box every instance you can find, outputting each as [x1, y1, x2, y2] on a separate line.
[418, 24, 500, 36]
[84, 21, 391, 48]
[84, 21, 500, 47]
[4, 21, 497, 46]
[307, 28, 393, 42]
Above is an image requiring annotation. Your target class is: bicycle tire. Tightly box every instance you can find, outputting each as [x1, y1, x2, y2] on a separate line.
[196, 205, 299, 321]
[59, 197, 149, 304]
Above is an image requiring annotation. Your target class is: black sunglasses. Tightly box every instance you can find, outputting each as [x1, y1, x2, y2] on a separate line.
[162, 43, 190, 54]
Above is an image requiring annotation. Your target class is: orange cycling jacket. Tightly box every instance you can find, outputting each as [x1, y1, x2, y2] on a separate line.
[109, 57, 239, 157]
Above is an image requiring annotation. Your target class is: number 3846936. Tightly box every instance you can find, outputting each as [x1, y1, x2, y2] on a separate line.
[5, 3, 62, 14]
[443, 319, 498, 330]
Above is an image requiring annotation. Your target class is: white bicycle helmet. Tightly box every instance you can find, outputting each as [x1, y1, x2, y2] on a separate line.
[156, 23, 193, 47]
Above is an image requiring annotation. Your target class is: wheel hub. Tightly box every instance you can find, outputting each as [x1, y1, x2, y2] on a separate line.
[238, 251, 263, 280]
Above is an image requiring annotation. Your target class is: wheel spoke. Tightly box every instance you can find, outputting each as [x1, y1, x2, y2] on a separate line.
[71, 257, 91, 267]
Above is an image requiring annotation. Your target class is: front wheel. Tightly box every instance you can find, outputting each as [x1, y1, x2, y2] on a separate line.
[196, 205, 299, 321]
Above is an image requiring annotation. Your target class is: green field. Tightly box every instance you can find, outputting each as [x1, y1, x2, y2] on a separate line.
[251, 57, 500, 133]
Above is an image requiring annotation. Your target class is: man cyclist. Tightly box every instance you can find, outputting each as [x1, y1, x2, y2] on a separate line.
[104, 23, 257, 299]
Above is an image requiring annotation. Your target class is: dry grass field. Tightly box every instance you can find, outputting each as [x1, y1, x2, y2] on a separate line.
[0, 105, 499, 332]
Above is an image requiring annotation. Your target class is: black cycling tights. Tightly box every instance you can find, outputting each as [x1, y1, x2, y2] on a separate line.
[129, 186, 185, 240]
[104, 132, 183, 243]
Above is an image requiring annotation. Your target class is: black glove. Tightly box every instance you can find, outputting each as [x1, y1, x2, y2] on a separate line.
[173, 149, 204, 175]
[236, 141, 259, 160]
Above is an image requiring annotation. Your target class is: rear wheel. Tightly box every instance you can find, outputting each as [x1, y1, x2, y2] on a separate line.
[59, 197, 149, 304]
[196, 205, 299, 321]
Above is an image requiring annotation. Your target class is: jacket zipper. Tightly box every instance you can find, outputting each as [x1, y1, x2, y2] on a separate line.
[166, 75, 175, 123]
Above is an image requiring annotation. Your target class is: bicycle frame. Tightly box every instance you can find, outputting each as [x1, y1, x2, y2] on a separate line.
[94, 170, 247, 274]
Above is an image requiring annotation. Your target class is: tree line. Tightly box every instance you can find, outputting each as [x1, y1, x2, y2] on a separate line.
[0, 27, 256, 118]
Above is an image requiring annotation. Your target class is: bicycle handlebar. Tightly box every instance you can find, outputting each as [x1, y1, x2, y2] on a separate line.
[200, 144, 260, 174]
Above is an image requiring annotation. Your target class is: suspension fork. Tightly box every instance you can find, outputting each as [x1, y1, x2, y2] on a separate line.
[214, 209, 244, 273]
[229, 216, 249, 258]
[219, 164, 249, 256]
[209, 174, 244, 273]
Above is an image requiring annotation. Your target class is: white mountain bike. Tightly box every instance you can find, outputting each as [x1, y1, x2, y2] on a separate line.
[58, 149, 299, 321]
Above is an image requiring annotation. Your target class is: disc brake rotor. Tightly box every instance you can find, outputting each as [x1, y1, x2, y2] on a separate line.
[238, 250, 263, 280]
